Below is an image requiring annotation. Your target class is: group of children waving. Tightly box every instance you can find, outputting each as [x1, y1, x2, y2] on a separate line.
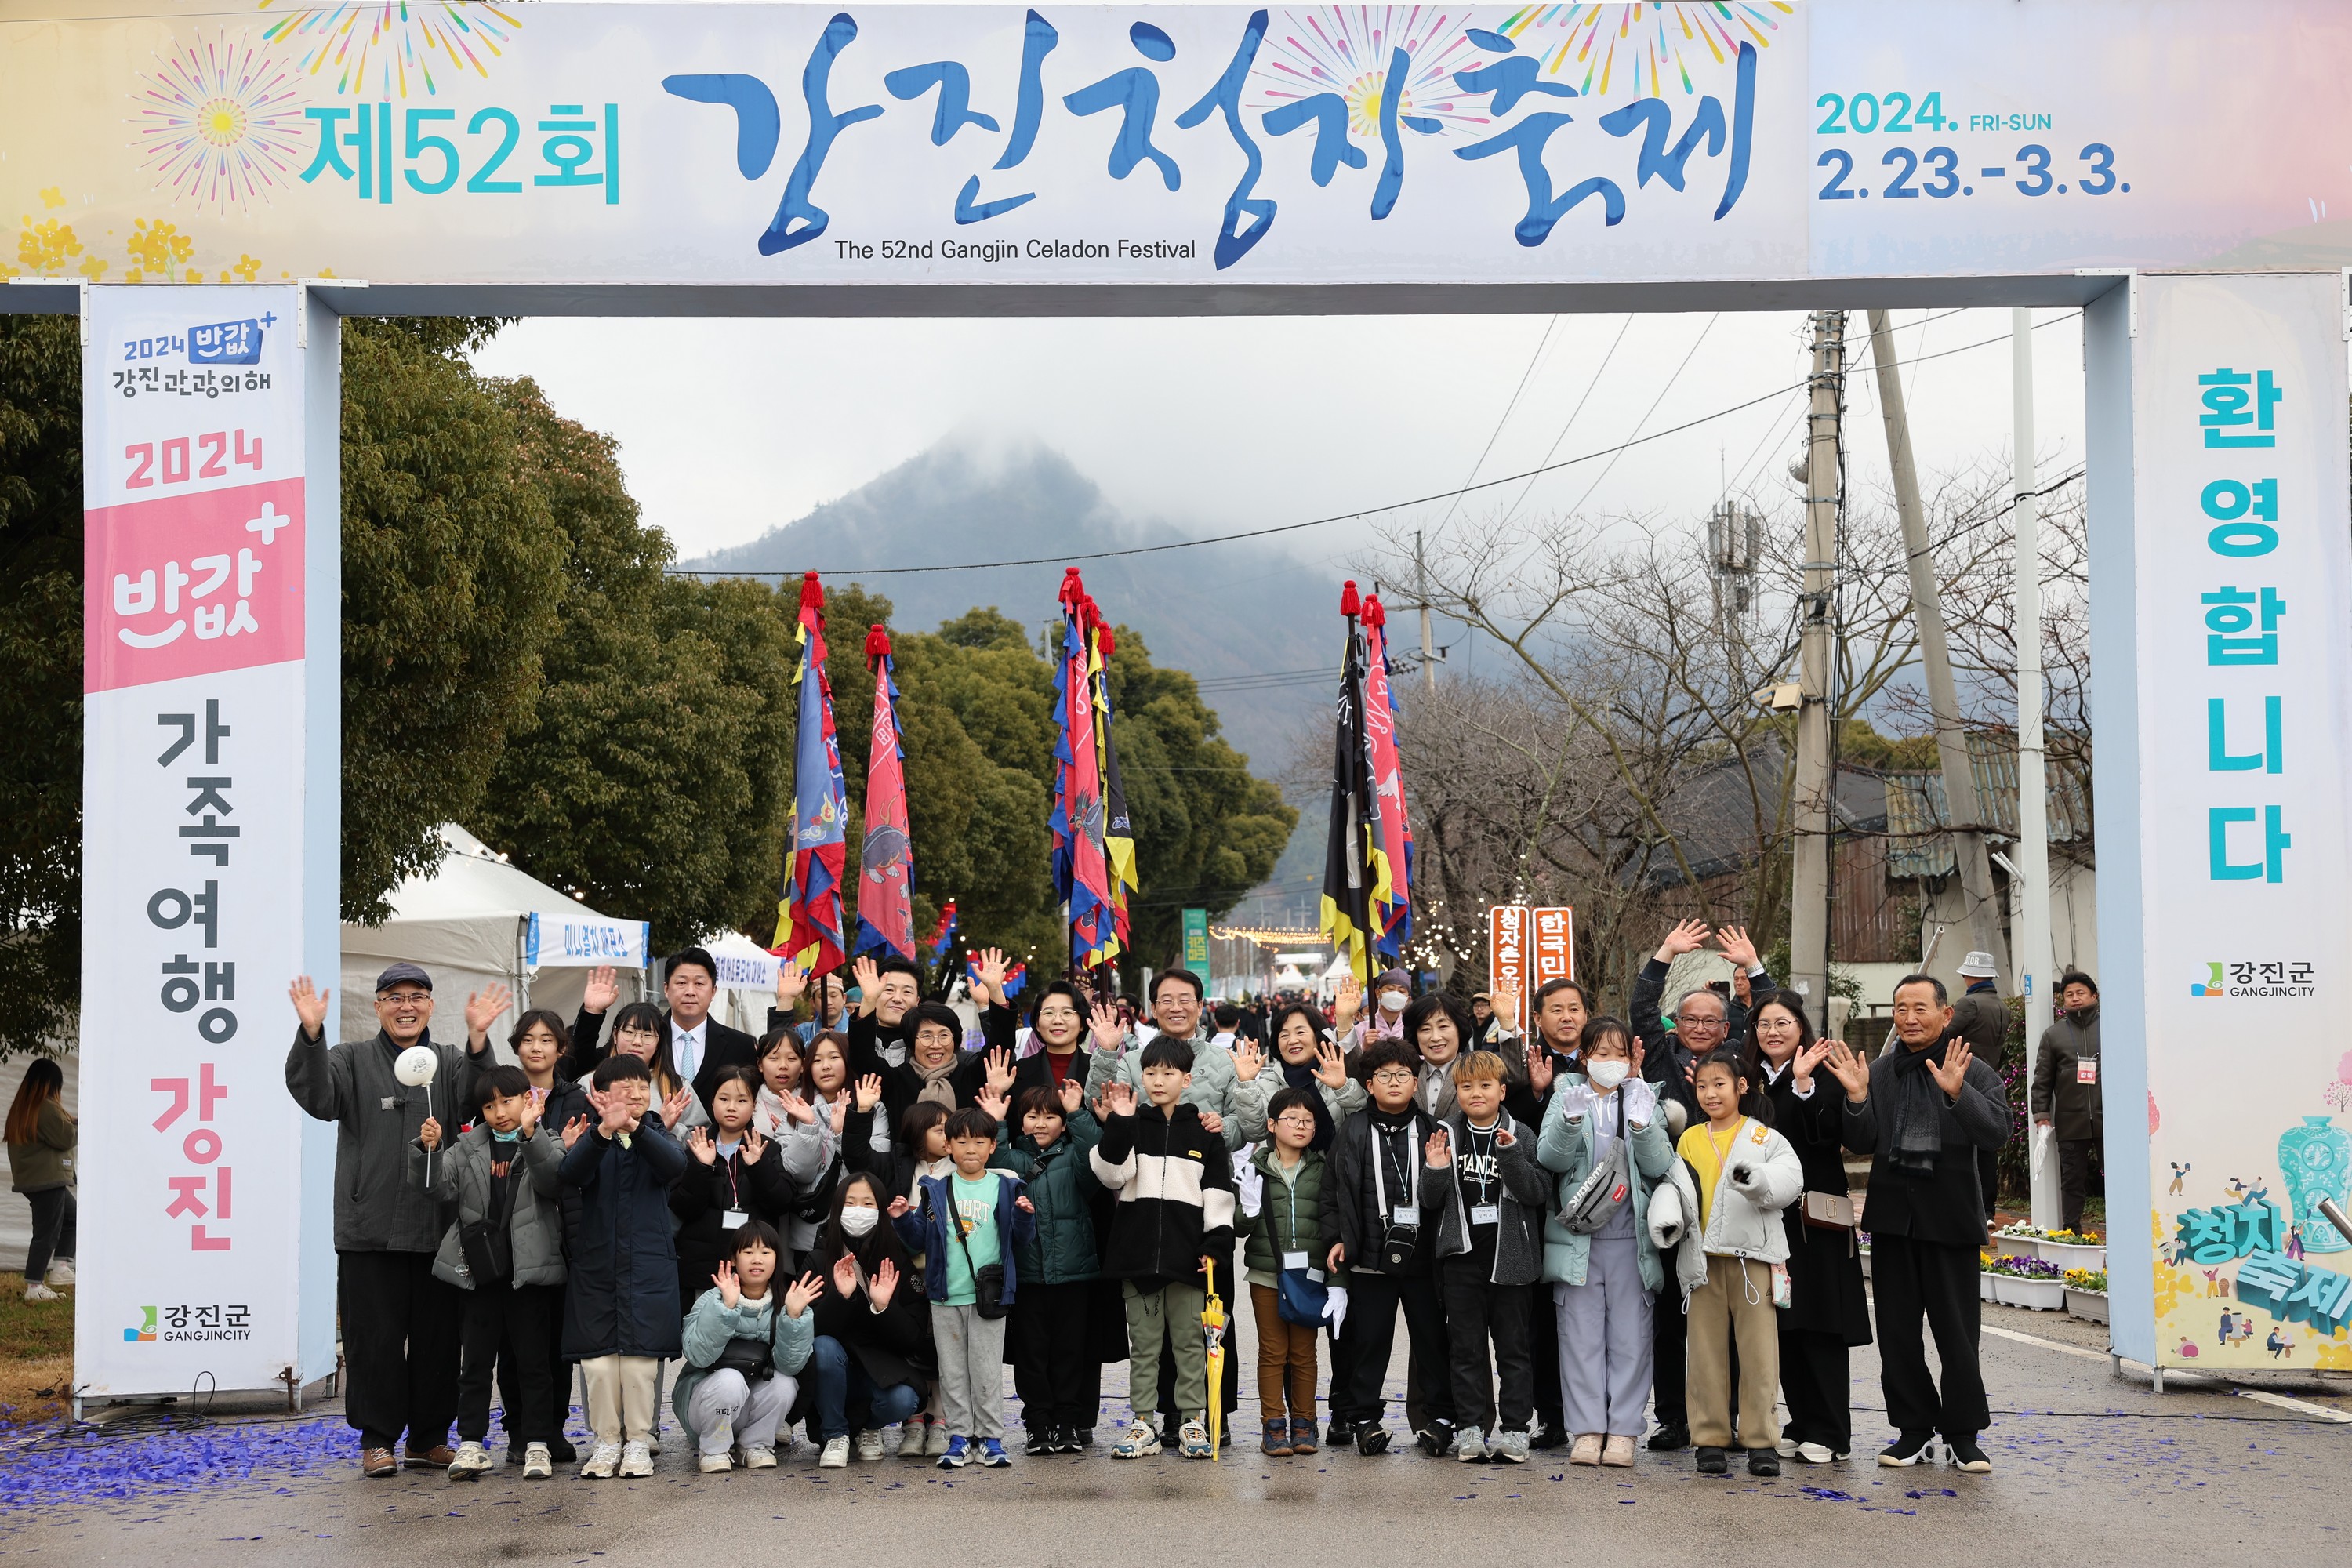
[296, 935, 1915, 1486]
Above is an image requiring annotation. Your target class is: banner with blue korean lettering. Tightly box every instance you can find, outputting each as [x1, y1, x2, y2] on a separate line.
[2135, 274, 2352, 1371]
[75, 285, 312, 1397]
[9, 4, 2352, 292]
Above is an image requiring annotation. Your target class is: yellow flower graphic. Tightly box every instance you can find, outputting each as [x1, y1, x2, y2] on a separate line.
[38, 187, 66, 210]
[127, 219, 197, 279]
[16, 216, 85, 274]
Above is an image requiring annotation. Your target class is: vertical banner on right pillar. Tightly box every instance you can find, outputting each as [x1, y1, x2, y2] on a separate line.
[2137, 274, 2352, 1370]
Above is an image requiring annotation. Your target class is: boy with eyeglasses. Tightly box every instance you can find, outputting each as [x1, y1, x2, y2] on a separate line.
[1324, 1038, 1455, 1457]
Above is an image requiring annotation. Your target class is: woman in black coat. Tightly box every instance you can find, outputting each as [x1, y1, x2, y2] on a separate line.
[1746, 995, 1872, 1462]
[807, 1171, 936, 1458]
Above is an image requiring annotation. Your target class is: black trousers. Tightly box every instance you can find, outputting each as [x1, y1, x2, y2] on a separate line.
[1528, 1284, 1563, 1431]
[1777, 1327, 1851, 1455]
[1439, 1260, 1533, 1435]
[339, 1250, 462, 1452]
[490, 1282, 574, 1453]
[1327, 1318, 1359, 1423]
[1011, 1280, 1100, 1428]
[1651, 1283, 1687, 1427]
[458, 1281, 559, 1445]
[1339, 1272, 1454, 1432]
[2060, 1136, 2103, 1234]
[1872, 1233, 1988, 1439]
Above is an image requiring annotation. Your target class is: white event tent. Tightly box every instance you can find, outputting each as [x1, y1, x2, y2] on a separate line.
[338, 823, 652, 1057]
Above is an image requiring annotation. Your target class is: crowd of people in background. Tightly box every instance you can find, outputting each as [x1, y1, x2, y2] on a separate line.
[274, 930, 2096, 1486]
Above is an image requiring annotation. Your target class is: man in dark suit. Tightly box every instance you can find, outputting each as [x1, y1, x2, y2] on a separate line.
[576, 947, 760, 1108]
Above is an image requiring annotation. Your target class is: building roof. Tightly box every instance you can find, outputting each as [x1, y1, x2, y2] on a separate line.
[1882, 731, 2092, 878]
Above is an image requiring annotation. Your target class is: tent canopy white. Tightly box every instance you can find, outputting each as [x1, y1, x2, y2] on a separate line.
[339, 824, 651, 1056]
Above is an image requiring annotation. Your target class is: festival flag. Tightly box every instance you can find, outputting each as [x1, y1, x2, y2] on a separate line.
[1051, 570, 1118, 970]
[775, 572, 850, 975]
[1091, 611, 1140, 956]
[853, 625, 917, 960]
[927, 899, 959, 960]
[1319, 582, 1387, 985]
[1359, 593, 1415, 961]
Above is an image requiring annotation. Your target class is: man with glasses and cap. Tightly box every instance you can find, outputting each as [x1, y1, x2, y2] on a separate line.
[285, 962, 510, 1478]
[1945, 953, 2010, 1218]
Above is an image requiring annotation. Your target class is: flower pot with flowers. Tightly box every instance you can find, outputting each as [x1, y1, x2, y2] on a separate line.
[1989, 1254, 2067, 1309]
[2063, 1267, 2110, 1322]
[1979, 1250, 2000, 1301]
[2038, 1230, 2106, 1271]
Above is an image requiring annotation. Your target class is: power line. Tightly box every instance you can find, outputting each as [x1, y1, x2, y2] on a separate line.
[665, 311, 2082, 580]
[1500, 312, 1633, 524]
[1560, 310, 1719, 520]
[1434, 314, 1562, 535]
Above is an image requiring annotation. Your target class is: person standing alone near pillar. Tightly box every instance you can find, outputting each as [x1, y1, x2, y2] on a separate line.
[2031, 971, 2103, 1234]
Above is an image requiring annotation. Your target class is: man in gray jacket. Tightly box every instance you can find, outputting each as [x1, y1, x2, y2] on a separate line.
[2031, 971, 2103, 1232]
[285, 964, 505, 1477]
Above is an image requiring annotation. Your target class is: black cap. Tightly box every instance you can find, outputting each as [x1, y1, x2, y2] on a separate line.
[375, 961, 433, 993]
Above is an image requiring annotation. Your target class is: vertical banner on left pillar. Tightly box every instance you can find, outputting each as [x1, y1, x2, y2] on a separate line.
[76, 285, 310, 1396]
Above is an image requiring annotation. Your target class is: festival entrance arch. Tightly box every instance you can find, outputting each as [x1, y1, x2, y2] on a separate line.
[9, 0, 2351, 1405]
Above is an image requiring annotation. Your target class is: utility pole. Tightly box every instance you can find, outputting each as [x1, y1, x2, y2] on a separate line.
[1415, 528, 1437, 695]
[2013, 307, 2058, 1229]
[1867, 310, 2011, 993]
[1788, 310, 1845, 1037]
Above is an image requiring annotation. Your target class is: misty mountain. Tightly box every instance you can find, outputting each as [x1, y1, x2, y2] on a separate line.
[683, 436, 1344, 770]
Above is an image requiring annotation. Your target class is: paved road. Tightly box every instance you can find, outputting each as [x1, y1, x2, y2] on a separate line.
[9, 1304, 2349, 1566]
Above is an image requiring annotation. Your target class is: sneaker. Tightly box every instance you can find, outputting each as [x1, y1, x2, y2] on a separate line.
[742, 1446, 777, 1470]
[855, 1429, 884, 1462]
[1287, 1419, 1319, 1455]
[1796, 1442, 1835, 1465]
[1530, 1422, 1569, 1451]
[447, 1440, 493, 1479]
[979, 1439, 1011, 1468]
[618, 1440, 653, 1478]
[1748, 1449, 1781, 1477]
[548, 1436, 579, 1465]
[405, 1444, 456, 1469]
[937, 1435, 971, 1469]
[1568, 1433, 1602, 1467]
[1947, 1435, 1992, 1474]
[1178, 1420, 1212, 1460]
[1027, 1424, 1058, 1457]
[44, 1259, 74, 1288]
[578, 1443, 620, 1479]
[1600, 1436, 1636, 1468]
[819, 1436, 851, 1468]
[1878, 1430, 1936, 1468]
[1416, 1422, 1456, 1459]
[697, 1450, 732, 1474]
[1777, 1436, 1800, 1458]
[1695, 1446, 1729, 1475]
[1454, 1425, 1487, 1463]
[1112, 1420, 1162, 1460]
[24, 1281, 60, 1302]
[1646, 1421, 1689, 1451]
[521, 1443, 552, 1480]
[1261, 1418, 1294, 1457]
[924, 1420, 953, 1457]
[1324, 1417, 1356, 1449]
[1355, 1424, 1392, 1457]
[1067, 1427, 1095, 1452]
[1491, 1429, 1530, 1464]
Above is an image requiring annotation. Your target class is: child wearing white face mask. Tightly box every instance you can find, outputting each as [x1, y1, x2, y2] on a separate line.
[1367, 967, 1414, 1043]
[1534, 1018, 1675, 1470]
[807, 1174, 932, 1466]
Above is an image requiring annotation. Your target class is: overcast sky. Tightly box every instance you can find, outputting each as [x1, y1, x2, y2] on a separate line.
[477, 2, 2091, 585]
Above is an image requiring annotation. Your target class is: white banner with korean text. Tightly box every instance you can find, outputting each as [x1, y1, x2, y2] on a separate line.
[2132, 274, 2352, 1371]
[74, 285, 313, 1397]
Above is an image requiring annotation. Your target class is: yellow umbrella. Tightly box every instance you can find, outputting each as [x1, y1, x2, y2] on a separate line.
[1201, 1259, 1228, 1462]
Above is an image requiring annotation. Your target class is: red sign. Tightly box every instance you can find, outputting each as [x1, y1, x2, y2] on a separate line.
[1531, 906, 1576, 990]
[1488, 905, 1531, 1033]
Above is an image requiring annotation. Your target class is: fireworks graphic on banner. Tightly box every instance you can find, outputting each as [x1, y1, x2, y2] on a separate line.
[258, 2, 522, 99]
[1499, 2, 1793, 96]
[128, 33, 314, 213]
[1251, 6, 1494, 136]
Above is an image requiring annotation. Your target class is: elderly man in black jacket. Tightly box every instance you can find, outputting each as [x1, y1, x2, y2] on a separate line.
[285, 964, 506, 1477]
[1832, 972, 2011, 1475]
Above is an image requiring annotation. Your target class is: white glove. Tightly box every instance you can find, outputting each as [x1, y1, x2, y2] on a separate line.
[1621, 1076, 1659, 1130]
[1235, 1159, 1265, 1219]
[1324, 1285, 1349, 1336]
[1556, 1084, 1597, 1123]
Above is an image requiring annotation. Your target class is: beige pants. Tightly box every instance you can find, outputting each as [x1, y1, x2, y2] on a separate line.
[1686, 1254, 1780, 1451]
[580, 1355, 660, 1445]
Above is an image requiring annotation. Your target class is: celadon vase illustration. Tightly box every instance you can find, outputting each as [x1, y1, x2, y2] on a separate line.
[2278, 1116, 2352, 1254]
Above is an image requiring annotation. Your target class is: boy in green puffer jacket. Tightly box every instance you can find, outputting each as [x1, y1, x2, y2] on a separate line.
[984, 1079, 1105, 1454]
[1237, 1086, 1342, 1457]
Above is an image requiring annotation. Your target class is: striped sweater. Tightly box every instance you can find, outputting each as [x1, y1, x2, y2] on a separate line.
[1089, 1102, 1237, 1283]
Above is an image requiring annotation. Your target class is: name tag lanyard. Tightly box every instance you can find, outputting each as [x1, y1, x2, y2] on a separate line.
[1372, 1122, 1421, 1226]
